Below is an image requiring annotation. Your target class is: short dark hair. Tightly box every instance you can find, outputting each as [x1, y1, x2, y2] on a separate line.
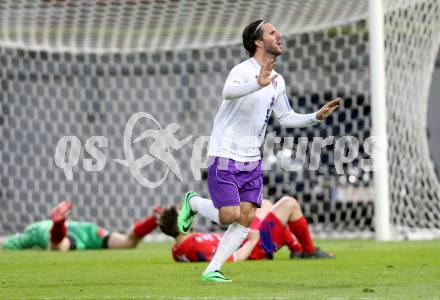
[159, 206, 179, 238]
[242, 20, 266, 57]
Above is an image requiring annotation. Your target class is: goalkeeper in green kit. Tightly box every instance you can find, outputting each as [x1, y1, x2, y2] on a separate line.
[2, 201, 164, 251]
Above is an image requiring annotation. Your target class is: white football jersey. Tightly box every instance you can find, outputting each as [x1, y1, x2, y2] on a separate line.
[208, 57, 319, 162]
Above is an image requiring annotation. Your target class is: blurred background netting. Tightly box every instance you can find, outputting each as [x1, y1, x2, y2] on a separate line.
[0, 0, 439, 238]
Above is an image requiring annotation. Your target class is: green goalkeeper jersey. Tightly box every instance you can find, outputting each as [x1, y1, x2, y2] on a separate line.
[2, 220, 109, 250]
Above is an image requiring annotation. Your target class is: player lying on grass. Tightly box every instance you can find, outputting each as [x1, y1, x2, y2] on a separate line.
[161, 193, 334, 262]
[2, 201, 163, 251]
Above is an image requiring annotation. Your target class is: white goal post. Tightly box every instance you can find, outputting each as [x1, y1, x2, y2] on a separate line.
[368, 0, 391, 241]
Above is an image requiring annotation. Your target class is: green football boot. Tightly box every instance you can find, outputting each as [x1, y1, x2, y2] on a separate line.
[201, 271, 232, 283]
[177, 191, 198, 234]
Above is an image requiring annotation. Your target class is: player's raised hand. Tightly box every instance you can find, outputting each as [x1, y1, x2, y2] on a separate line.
[257, 59, 278, 87]
[316, 97, 342, 121]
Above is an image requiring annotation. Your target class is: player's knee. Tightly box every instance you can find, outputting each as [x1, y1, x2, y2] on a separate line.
[239, 209, 256, 227]
[219, 209, 240, 225]
[280, 196, 301, 212]
[125, 238, 138, 249]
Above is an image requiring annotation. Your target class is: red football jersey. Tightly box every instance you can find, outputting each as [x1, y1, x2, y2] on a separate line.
[171, 216, 293, 262]
[172, 233, 223, 262]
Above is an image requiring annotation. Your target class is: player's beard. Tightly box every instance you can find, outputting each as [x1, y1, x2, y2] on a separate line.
[264, 42, 282, 57]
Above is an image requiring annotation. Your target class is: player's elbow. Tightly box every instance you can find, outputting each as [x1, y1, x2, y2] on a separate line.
[277, 118, 288, 127]
[222, 84, 243, 100]
[221, 89, 236, 100]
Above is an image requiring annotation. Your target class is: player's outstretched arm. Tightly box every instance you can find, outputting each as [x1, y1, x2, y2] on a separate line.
[232, 229, 260, 262]
[274, 95, 341, 128]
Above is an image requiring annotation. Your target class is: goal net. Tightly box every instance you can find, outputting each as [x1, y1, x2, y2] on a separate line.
[0, 0, 439, 239]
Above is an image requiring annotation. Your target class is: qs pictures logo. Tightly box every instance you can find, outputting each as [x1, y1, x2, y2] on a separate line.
[54, 112, 193, 189]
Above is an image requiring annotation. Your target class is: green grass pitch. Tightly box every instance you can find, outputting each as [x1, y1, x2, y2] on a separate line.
[1, 240, 439, 299]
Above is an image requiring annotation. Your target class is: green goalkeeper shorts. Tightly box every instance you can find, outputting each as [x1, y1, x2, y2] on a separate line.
[2, 220, 110, 250]
[66, 221, 110, 250]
